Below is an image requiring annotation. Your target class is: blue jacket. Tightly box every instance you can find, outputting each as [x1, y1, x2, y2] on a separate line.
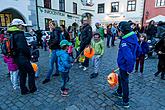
[117, 32, 140, 73]
[56, 50, 73, 73]
[138, 41, 149, 55]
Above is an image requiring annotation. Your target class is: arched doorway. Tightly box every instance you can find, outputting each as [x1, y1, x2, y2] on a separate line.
[0, 8, 26, 29]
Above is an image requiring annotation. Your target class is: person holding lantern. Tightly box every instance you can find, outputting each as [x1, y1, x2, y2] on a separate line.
[114, 21, 140, 108]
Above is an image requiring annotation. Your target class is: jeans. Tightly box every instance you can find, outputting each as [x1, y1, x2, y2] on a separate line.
[111, 36, 115, 46]
[35, 62, 41, 77]
[135, 55, 145, 73]
[10, 70, 19, 89]
[107, 35, 111, 47]
[60, 72, 69, 91]
[46, 50, 59, 79]
[117, 69, 129, 103]
[92, 55, 101, 73]
[82, 57, 89, 67]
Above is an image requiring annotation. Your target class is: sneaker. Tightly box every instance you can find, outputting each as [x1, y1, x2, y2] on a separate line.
[90, 73, 98, 79]
[134, 70, 138, 73]
[83, 67, 87, 71]
[30, 88, 37, 93]
[61, 90, 69, 97]
[79, 65, 83, 68]
[52, 73, 60, 77]
[21, 91, 30, 95]
[42, 79, 50, 84]
[112, 91, 122, 99]
[116, 101, 129, 108]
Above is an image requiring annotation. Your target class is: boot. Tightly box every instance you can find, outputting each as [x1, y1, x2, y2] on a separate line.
[154, 71, 161, 77]
[161, 72, 165, 80]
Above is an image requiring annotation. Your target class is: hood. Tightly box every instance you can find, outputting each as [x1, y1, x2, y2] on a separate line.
[56, 50, 67, 57]
[7, 26, 21, 32]
[122, 32, 138, 45]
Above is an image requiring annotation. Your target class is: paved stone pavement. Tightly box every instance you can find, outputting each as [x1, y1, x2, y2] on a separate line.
[0, 41, 165, 110]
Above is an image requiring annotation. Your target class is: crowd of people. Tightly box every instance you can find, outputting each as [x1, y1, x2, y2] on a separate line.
[0, 16, 165, 108]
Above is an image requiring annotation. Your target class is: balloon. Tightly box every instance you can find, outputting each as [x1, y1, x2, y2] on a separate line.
[107, 70, 118, 88]
[31, 63, 38, 72]
[84, 47, 95, 58]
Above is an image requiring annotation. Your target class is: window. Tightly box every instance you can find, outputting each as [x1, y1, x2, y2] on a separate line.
[0, 13, 12, 27]
[60, 20, 65, 26]
[73, 2, 77, 14]
[98, 4, 105, 13]
[156, 0, 165, 7]
[111, 2, 119, 12]
[59, 0, 65, 12]
[45, 18, 52, 31]
[127, 0, 136, 11]
[44, 0, 51, 8]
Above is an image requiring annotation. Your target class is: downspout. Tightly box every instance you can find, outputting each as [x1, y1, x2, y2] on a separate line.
[142, 0, 146, 27]
[36, 0, 39, 29]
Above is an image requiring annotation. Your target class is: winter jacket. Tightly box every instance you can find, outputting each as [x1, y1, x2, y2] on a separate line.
[107, 28, 112, 36]
[31, 48, 39, 63]
[48, 27, 62, 50]
[137, 41, 149, 55]
[155, 37, 165, 61]
[157, 25, 165, 38]
[56, 50, 73, 73]
[91, 39, 104, 56]
[8, 26, 31, 64]
[117, 32, 140, 73]
[3, 56, 18, 71]
[146, 25, 157, 39]
[111, 26, 118, 37]
[96, 27, 104, 40]
[60, 31, 70, 42]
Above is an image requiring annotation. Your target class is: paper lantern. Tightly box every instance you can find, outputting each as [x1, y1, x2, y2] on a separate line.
[107, 70, 118, 88]
[84, 47, 95, 58]
[79, 55, 85, 63]
[31, 63, 38, 72]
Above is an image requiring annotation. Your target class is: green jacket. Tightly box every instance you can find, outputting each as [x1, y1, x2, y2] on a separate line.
[99, 27, 105, 40]
[8, 26, 21, 32]
[91, 39, 104, 56]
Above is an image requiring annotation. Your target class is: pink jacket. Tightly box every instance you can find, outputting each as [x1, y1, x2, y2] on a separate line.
[3, 56, 18, 71]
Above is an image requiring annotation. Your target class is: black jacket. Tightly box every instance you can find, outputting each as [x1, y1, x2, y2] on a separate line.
[48, 27, 61, 50]
[80, 24, 92, 46]
[11, 31, 31, 64]
[155, 37, 165, 60]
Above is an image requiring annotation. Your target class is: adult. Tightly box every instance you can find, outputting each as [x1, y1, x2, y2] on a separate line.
[35, 28, 43, 48]
[0, 29, 4, 44]
[42, 20, 62, 84]
[111, 23, 118, 46]
[79, 17, 93, 71]
[154, 33, 165, 80]
[113, 21, 140, 108]
[95, 23, 105, 40]
[106, 24, 113, 48]
[145, 20, 157, 40]
[60, 25, 70, 41]
[157, 21, 165, 38]
[8, 19, 37, 95]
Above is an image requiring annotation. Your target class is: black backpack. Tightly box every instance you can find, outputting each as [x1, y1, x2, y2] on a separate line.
[1, 33, 16, 57]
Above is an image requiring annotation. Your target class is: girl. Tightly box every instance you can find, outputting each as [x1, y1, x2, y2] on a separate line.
[135, 33, 149, 76]
[3, 55, 19, 90]
[90, 33, 104, 79]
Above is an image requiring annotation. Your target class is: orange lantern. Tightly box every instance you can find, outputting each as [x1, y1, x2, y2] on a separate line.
[107, 70, 118, 88]
[84, 47, 95, 59]
[31, 63, 38, 72]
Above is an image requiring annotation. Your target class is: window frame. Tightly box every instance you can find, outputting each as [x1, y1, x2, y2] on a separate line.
[44, 0, 51, 9]
[98, 3, 105, 14]
[155, 0, 165, 7]
[127, 0, 136, 12]
[59, 0, 65, 12]
[73, 2, 77, 14]
[111, 2, 119, 13]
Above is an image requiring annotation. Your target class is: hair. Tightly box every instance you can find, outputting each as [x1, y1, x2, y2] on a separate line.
[49, 20, 58, 27]
[94, 33, 101, 38]
[61, 45, 68, 50]
[140, 33, 147, 41]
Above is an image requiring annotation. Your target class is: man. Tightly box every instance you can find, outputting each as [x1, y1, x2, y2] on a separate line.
[34, 28, 43, 48]
[113, 21, 140, 108]
[8, 19, 37, 95]
[79, 17, 92, 71]
[95, 22, 104, 40]
[42, 20, 62, 84]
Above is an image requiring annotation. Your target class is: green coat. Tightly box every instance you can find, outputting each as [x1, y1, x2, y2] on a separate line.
[91, 39, 104, 56]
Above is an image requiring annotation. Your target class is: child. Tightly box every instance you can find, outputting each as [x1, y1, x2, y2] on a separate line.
[3, 55, 19, 90]
[90, 33, 104, 79]
[135, 33, 149, 76]
[30, 44, 40, 79]
[56, 40, 73, 96]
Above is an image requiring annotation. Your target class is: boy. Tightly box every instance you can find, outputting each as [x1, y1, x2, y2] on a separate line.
[56, 40, 73, 96]
[90, 33, 104, 79]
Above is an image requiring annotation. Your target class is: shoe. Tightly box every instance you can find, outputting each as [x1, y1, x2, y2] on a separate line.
[52, 73, 60, 77]
[90, 73, 98, 79]
[79, 65, 83, 68]
[107, 46, 110, 48]
[116, 101, 129, 108]
[134, 70, 138, 73]
[42, 79, 50, 84]
[154, 71, 160, 77]
[83, 67, 87, 71]
[21, 91, 30, 95]
[61, 90, 69, 97]
[112, 91, 122, 99]
[161, 77, 165, 80]
[30, 88, 37, 93]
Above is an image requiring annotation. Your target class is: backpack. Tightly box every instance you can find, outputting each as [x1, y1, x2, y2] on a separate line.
[1, 34, 16, 57]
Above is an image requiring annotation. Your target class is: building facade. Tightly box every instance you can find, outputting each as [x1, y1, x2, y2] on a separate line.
[0, 0, 37, 29]
[37, 0, 84, 30]
[143, 0, 165, 26]
[92, 0, 144, 27]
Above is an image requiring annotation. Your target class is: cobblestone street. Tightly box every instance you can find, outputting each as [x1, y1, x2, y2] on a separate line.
[0, 41, 164, 110]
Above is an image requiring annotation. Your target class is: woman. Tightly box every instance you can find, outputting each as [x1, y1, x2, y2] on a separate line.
[146, 20, 157, 40]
